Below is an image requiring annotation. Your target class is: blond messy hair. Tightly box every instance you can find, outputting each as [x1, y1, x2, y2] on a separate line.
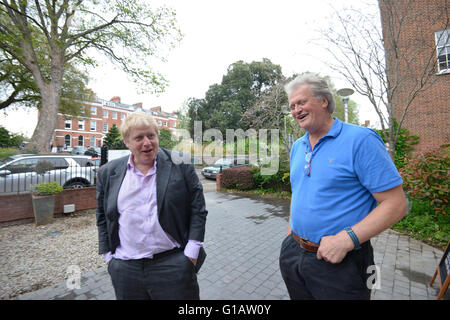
[120, 111, 159, 141]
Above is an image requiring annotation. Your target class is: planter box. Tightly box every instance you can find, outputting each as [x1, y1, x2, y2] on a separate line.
[31, 194, 56, 226]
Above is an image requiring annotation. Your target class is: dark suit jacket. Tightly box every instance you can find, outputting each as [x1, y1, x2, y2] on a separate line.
[95, 148, 207, 271]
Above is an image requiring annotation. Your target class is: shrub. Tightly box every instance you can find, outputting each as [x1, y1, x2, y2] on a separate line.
[252, 160, 291, 193]
[32, 182, 63, 196]
[399, 144, 449, 216]
[221, 166, 255, 190]
[377, 119, 419, 168]
[393, 198, 450, 248]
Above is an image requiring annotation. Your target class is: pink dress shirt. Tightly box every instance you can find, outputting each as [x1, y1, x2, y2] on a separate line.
[104, 156, 202, 263]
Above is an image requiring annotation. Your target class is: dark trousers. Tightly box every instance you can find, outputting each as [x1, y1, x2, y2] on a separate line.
[279, 233, 375, 300]
[107, 248, 200, 300]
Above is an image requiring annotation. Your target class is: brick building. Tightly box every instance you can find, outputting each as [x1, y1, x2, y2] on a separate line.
[379, 0, 449, 152]
[52, 96, 179, 150]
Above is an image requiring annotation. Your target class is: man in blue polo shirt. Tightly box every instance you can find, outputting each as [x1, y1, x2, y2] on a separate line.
[279, 73, 407, 300]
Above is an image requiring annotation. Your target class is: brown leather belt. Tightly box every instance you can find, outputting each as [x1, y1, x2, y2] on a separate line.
[292, 233, 320, 252]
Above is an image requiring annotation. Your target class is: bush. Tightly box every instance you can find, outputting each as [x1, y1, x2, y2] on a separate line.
[221, 166, 255, 190]
[393, 198, 450, 248]
[377, 118, 419, 168]
[399, 145, 449, 215]
[252, 160, 291, 193]
[32, 182, 63, 196]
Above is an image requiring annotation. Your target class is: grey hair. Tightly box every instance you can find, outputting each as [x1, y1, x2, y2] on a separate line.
[284, 73, 335, 114]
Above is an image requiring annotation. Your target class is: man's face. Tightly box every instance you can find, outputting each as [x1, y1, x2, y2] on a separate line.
[289, 84, 329, 133]
[124, 126, 159, 167]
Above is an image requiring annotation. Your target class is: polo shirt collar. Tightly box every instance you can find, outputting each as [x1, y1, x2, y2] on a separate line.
[300, 117, 343, 145]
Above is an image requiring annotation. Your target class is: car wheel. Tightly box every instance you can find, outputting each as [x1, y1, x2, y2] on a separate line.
[65, 181, 87, 189]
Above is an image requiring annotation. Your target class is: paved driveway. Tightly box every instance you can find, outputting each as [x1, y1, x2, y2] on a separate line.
[17, 190, 446, 300]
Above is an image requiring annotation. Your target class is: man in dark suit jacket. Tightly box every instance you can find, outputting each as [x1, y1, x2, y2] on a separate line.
[96, 112, 207, 300]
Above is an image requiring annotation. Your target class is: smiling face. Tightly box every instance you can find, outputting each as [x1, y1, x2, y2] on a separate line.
[124, 126, 159, 169]
[289, 84, 330, 135]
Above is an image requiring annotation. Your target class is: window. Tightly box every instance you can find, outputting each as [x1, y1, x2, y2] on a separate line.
[112, 112, 117, 119]
[121, 114, 125, 121]
[78, 120, 84, 130]
[104, 110, 109, 118]
[90, 107, 97, 115]
[65, 120, 72, 129]
[158, 120, 162, 126]
[103, 123, 108, 132]
[90, 136, 96, 147]
[78, 135, 84, 146]
[90, 121, 96, 131]
[436, 28, 450, 73]
[164, 121, 167, 127]
[65, 134, 71, 147]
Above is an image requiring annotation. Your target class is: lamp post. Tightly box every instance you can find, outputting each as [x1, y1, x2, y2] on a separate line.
[337, 88, 354, 123]
[282, 106, 293, 150]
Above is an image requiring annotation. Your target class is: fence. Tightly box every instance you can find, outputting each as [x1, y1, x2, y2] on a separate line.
[0, 164, 99, 195]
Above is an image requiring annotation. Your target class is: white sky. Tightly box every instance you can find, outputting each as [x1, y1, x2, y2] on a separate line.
[0, 0, 380, 138]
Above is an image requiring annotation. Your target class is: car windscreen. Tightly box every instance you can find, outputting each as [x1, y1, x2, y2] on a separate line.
[212, 159, 233, 167]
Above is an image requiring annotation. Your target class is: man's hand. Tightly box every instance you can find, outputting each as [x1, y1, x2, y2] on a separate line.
[188, 257, 197, 266]
[316, 230, 354, 264]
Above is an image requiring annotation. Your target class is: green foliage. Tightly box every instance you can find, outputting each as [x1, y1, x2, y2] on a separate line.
[187, 58, 284, 135]
[252, 157, 291, 193]
[0, 147, 19, 160]
[159, 128, 177, 150]
[393, 198, 450, 249]
[103, 125, 126, 149]
[32, 182, 63, 196]
[399, 145, 449, 216]
[377, 119, 419, 168]
[0, 126, 24, 148]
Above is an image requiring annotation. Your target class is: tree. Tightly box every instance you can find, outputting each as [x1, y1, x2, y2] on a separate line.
[242, 73, 359, 157]
[314, 1, 448, 158]
[103, 124, 124, 149]
[0, 125, 24, 147]
[0, 47, 93, 116]
[0, 1, 181, 153]
[186, 58, 284, 135]
[159, 128, 177, 150]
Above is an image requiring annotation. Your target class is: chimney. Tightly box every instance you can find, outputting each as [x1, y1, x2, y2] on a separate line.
[110, 96, 121, 103]
[150, 106, 162, 112]
[133, 102, 143, 109]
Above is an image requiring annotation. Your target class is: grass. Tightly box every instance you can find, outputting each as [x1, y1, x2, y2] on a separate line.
[0, 147, 19, 160]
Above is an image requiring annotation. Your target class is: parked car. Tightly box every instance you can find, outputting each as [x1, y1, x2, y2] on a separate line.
[201, 157, 250, 180]
[0, 154, 98, 194]
[71, 146, 86, 155]
[84, 147, 100, 157]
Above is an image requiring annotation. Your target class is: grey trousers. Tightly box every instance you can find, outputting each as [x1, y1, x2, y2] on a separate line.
[107, 248, 200, 300]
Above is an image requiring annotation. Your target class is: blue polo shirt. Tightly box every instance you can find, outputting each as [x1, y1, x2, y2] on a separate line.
[290, 117, 403, 244]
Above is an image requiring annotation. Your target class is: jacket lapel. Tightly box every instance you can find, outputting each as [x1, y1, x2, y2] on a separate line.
[156, 149, 172, 217]
[108, 156, 128, 218]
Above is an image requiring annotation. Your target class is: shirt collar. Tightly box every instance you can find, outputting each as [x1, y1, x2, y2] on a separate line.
[300, 117, 343, 145]
[127, 154, 157, 176]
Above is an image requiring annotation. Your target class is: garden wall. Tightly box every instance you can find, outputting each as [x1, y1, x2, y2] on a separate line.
[0, 187, 97, 224]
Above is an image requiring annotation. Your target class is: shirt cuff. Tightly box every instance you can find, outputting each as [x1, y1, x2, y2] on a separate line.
[184, 240, 203, 260]
[104, 251, 113, 263]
